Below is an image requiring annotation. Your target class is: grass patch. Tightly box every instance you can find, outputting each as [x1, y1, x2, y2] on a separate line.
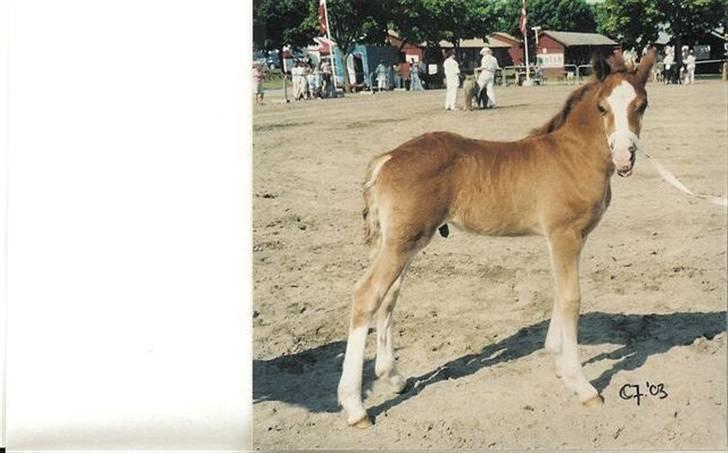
[262, 69, 286, 90]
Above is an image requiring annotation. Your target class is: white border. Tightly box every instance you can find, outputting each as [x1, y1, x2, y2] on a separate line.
[4, 0, 251, 449]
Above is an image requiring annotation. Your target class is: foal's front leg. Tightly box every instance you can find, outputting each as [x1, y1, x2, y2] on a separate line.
[548, 230, 602, 406]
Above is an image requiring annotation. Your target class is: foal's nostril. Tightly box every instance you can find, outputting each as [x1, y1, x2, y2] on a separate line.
[629, 144, 637, 153]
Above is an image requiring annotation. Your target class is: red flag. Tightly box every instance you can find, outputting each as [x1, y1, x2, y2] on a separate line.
[319, 0, 328, 34]
[314, 37, 333, 54]
[519, 0, 527, 37]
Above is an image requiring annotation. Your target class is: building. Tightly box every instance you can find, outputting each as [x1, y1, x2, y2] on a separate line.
[386, 31, 425, 63]
[488, 32, 525, 66]
[536, 30, 618, 78]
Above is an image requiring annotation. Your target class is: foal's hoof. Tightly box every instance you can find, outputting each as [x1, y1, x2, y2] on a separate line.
[351, 415, 374, 429]
[582, 395, 604, 408]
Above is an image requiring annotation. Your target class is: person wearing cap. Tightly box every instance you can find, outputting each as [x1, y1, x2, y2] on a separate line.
[476, 46, 499, 109]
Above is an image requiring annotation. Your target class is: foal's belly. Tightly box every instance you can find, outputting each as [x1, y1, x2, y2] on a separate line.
[446, 209, 543, 237]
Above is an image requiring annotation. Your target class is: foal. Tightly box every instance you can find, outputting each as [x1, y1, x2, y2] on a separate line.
[338, 51, 657, 427]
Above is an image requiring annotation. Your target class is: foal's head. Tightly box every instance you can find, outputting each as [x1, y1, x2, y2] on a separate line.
[593, 49, 656, 177]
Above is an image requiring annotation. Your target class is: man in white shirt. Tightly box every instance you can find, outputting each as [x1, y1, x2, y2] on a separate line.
[477, 47, 499, 109]
[443, 50, 460, 111]
[685, 49, 696, 84]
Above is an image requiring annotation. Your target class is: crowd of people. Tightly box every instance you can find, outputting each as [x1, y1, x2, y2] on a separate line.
[254, 40, 704, 108]
[372, 59, 425, 92]
[290, 59, 336, 101]
[659, 45, 697, 85]
[444, 46, 499, 111]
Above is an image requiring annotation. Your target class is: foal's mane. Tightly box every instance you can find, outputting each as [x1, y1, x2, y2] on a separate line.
[529, 52, 631, 137]
[528, 82, 596, 136]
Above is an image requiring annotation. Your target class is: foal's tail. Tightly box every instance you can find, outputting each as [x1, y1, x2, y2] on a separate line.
[362, 154, 391, 259]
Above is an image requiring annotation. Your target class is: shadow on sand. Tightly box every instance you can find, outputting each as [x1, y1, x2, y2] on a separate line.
[253, 311, 726, 418]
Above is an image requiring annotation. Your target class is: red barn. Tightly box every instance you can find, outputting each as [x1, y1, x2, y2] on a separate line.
[488, 32, 524, 66]
[536, 31, 618, 78]
[386, 30, 425, 63]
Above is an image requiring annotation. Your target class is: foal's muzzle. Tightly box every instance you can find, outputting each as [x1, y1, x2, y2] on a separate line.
[616, 145, 637, 177]
[609, 132, 639, 178]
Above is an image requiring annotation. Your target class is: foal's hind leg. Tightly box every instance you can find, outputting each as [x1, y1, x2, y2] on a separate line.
[375, 266, 410, 393]
[548, 229, 601, 406]
[338, 246, 412, 427]
[544, 300, 563, 377]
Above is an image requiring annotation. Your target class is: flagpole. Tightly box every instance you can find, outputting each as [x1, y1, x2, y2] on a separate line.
[521, 0, 530, 83]
[524, 29, 530, 83]
[322, 0, 338, 91]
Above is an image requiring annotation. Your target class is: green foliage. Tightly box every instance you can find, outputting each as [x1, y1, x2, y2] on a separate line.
[657, 0, 727, 44]
[253, 0, 313, 51]
[490, 0, 597, 38]
[321, 0, 395, 56]
[595, 0, 727, 49]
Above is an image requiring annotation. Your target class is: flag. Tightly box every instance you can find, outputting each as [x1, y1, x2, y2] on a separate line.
[519, 0, 527, 37]
[314, 37, 333, 54]
[319, 0, 328, 34]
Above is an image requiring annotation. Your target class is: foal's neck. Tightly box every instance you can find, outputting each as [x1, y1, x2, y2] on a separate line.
[556, 89, 612, 168]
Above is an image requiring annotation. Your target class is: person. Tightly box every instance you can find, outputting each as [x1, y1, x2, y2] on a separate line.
[310, 63, 323, 98]
[678, 45, 687, 84]
[374, 60, 388, 93]
[685, 48, 696, 84]
[321, 59, 333, 98]
[393, 64, 402, 89]
[476, 46, 499, 109]
[443, 50, 460, 111]
[410, 59, 423, 90]
[418, 61, 427, 88]
[401, 61, 411, 90]
[252, 62, 265, 105]
[662, 46, 674, 84]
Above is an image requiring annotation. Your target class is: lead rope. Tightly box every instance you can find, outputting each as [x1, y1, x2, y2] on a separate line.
[641, 149, 728, 207]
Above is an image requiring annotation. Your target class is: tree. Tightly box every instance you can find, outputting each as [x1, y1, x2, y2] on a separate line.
[595, 0, 661, 49]
[296, 0, 396, 92]
[657, 0, 727, 53]
[494, 0, 598, 37]
[253, 0, 314, 68]
[389, 0, 500, 61]
[596, 0, 727, 54]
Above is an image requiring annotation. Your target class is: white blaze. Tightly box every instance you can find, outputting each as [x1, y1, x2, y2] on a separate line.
[605, 80, 638, 169]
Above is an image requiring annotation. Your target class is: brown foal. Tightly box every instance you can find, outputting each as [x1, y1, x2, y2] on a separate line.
[338, 50, 657, 428]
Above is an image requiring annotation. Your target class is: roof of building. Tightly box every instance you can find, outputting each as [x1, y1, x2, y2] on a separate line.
[489, 32, 522, 44]
[486, 34, 518, 48]
[540, 30, 617, 47]
[439, 36, 516, 49]
[387, 30, 427, 47]
[439, 37, 487, 49]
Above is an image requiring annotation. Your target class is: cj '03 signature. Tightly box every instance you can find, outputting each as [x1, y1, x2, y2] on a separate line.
[619, 382, 668, 406]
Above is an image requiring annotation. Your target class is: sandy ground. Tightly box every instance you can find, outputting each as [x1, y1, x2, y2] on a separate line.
[251, 81, 727, 451]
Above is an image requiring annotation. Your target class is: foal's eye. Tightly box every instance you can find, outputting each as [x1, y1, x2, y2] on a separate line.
[597, 104, 607, 116]
[636, 102, 648, 114]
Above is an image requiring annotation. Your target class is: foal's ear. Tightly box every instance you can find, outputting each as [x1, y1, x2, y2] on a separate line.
[636, 48, 657, 85]
[592, 52, 611, 81]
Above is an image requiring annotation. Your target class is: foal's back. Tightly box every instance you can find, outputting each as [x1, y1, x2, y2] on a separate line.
[375, 131, 556, 238]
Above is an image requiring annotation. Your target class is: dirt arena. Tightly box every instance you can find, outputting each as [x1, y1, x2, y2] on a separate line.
[252, 81, 727, 450]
